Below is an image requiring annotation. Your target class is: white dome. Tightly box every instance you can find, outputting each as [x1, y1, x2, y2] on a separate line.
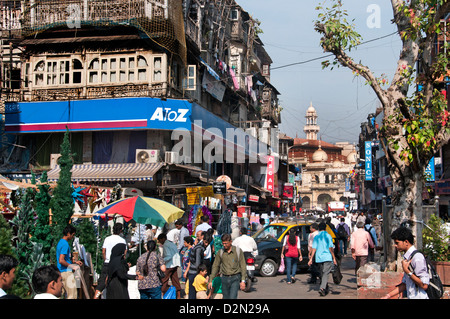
[307, 102, 316, 114]
[332, 160, 343, 168]
[312, 147, 328, 162]
[347, 151, 357, 164]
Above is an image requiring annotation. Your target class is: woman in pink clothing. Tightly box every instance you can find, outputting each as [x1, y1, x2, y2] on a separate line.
[350, 221, 375, 274]
[281, 229, 303, 284]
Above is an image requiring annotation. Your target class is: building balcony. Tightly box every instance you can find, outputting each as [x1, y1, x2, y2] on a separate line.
[21, 0, 186, 63]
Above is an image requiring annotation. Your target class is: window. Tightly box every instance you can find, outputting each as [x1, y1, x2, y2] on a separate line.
[254, 225, 287, 241]
[88, 55, 150, 84]
[33, 58, 84, 87]
[88, 58, 99, 83]
[183, 65, 196, 91]
[230, 9, 239, 21]
[152, 56, 160, 82]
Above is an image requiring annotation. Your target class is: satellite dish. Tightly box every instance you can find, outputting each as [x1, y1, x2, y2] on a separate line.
[137, 151, 150, 163]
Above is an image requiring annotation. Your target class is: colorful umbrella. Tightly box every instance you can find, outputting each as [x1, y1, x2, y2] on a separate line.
[95, 196, 184, 228]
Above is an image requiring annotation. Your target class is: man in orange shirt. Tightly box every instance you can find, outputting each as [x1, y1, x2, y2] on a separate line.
[350, 221, 375, 274]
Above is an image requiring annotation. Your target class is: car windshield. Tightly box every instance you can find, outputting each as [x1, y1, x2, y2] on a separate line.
[253, 225, 287, 241]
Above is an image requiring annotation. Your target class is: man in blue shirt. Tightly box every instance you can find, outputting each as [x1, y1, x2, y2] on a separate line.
[308, 222, 337, 296]
[56, 225, 83, 299]
[364, 218, 378, 262]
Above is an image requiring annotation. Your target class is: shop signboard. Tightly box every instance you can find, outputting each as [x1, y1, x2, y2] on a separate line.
[365, 141, 372, 181]
[5, 97, 192, 133]
[266, 155, 275, 196]
[213, 182, 227, 194]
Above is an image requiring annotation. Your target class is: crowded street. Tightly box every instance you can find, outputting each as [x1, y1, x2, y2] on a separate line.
[0, 0, 449, 308]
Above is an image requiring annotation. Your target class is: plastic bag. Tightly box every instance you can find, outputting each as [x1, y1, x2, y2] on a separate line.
[278, 258, 285, 274]
[163, 286, 176, 299]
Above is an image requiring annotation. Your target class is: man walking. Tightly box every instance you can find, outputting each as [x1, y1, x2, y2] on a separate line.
[307, 223, 320, 284]
[381, 227, 430, 299]
[308, 222, 337, 296]
[364, 218, 378, 262]
[94, 222, 127, 299]
[350, 221, 375, 274]
[336, 218, 350, 256]
[158, 233, 182, 299]
[209, 233, 247, 299]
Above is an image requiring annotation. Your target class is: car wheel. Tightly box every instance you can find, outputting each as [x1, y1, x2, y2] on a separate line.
[260, 259, 278, 277]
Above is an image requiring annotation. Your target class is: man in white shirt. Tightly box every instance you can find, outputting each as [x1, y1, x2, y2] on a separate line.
[307, 223, 320, 284]
[195, 215, 212, 234]
[32, 265, 63, 299]
[382, 227, 430, 299]
[232, 227, 258, 257]
[0, 254, 18, 299]
[94, 222, 127, 299]
[175, 220, 190, 251]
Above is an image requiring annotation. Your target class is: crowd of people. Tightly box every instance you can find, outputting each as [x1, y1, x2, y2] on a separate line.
[0, 213, 255, 300]
[0, 209, 433, 300]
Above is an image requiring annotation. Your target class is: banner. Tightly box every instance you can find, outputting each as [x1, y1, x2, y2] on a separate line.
[266, 155, 275, 196]
[365, 141, 372, 181]
[425, 157, 435, 182]
[282, 183, 293, 199]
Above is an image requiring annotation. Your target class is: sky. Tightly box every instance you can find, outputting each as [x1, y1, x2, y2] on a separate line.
[237, 0, 403, 145]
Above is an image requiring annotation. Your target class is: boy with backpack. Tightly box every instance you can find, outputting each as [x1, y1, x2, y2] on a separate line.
[382, 227, 435, 299]
[336, 218, 350, 256]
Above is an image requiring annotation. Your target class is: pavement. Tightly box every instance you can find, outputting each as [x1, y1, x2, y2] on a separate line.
[237, 254, 358, 299]
[171, 253, 359, 300]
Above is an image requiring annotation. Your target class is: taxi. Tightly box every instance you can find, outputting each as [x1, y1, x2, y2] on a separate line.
[252, 216, 336, 277]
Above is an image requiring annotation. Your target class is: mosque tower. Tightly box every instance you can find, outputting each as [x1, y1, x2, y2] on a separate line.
[304, 102, 320, 140]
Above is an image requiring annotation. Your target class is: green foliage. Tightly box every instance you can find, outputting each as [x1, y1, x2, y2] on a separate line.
[50, 128, 75, 258]
[9, 187, 44, 299]
[315, 1, 361, 69]
[423, 214, 450, 262]
[31, 171, 53, 264]
[0, 214, 14, 256]
[315, 0, 450, 179]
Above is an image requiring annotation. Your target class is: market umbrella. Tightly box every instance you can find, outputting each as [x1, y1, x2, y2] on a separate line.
[95, 196, 184, 228]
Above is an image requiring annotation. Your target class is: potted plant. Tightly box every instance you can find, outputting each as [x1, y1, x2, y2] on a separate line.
[422, 214, 450, 286]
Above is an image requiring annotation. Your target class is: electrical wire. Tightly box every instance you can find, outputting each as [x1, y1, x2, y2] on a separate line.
[271, 31, 399, 71]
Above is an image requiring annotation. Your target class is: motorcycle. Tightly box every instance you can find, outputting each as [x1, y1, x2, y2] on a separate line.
[243, 251, 258, 292]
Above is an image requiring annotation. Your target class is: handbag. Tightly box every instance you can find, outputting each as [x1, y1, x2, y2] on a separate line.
[157, 257, 166, 281]
[332, 264, 343, 284]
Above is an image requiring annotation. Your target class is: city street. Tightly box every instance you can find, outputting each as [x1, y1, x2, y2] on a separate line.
[237, 255, 358, 299]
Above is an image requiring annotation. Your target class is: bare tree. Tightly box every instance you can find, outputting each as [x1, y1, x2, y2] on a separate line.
[315, 0, 450, 269]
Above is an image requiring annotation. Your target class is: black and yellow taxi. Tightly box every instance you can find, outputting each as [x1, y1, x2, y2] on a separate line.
[252, 217, 336, 277]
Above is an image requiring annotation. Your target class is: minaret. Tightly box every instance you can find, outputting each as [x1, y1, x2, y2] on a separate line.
[304, 102, 320, 140]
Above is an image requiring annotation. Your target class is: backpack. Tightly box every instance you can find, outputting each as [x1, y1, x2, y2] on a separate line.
[408, 250, 444, 299]
[337, 224, 347, 240]
[365, 225, 376, 246]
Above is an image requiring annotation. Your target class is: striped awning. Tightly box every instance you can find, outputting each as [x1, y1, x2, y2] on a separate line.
[47, 162, 165, 182]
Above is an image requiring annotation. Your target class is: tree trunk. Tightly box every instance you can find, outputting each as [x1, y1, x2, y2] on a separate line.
[385, 171, 424, 271]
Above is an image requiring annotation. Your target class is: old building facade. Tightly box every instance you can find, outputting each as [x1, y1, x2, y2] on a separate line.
[287, 103, 357, 211]
[0, 1, 282, 211]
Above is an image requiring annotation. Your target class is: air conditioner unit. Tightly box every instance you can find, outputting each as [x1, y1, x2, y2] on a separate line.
[50, 153, 62, 168]
[245, 127, 258, 138]
[136, 149, 160, 163]
[165, 151, 179, 164]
